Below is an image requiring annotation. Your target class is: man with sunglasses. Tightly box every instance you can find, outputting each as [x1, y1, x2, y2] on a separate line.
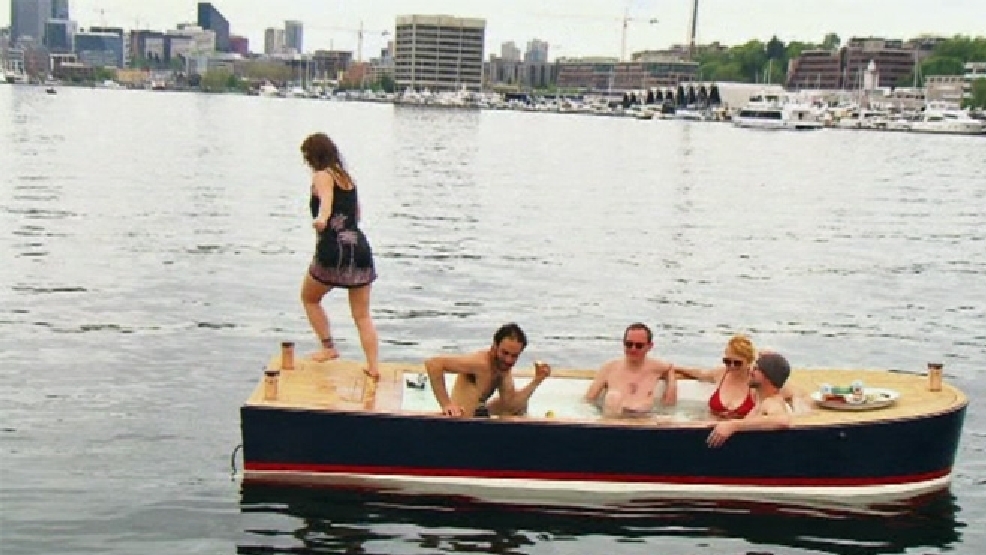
[706, 352, 794, 448]
[584, 322, 683, 417]
[424, 323, 552, 418]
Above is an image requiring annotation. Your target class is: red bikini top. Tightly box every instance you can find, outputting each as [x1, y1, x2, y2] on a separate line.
[708, 375, 756, 418]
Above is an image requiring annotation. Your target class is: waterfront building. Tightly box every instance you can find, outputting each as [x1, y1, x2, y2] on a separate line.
[394, 15, 485, 91]
[484, 56, 558, 89]
[925, 75, 965, 105]
[785, 49, 841, 90]
[44, 18, 76, 52]
[197, 2, 230, 52]
[129, 29, 166, 65]
[74, 31, 123, 67]
[555, 56, 698, 92]
[786, 37, 923, 90]
[964, 62, 986, 101]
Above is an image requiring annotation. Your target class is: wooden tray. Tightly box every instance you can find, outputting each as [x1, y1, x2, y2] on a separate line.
[810, 388, 900, 411]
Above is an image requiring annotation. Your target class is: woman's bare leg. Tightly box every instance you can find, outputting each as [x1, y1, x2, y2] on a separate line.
[301, 273, 338, 362]
[348, 284, 379, 378]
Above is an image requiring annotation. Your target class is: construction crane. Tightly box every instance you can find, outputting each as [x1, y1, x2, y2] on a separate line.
[306, 21, 390, 63]
[620, 9, 659, 63]
[686, 0, 700, 60]
[522, 10, 658, 62]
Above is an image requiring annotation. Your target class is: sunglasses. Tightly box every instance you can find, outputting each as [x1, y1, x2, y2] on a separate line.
[722, 358, 745, 368]
[624, 341, 648, 350]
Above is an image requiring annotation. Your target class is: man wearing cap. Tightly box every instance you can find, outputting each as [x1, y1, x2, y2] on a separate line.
[706, 352, 794, 447]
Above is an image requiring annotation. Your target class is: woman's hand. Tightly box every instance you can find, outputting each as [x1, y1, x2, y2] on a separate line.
[313, 218, 327, 232]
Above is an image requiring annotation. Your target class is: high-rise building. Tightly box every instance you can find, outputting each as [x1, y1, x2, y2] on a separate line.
[524, 39, 548, 63]
[51, 0, 69, 19]
[228, 35, 249, 56]
[285, 20, 303, 54]
[44, 18, 76, 52]
[197, 2, 229, 52]
[10, 0, 53, 46]
[394, 15, 486, 91]
[500, 41, 520, 62]
[264, 27, 285, 55]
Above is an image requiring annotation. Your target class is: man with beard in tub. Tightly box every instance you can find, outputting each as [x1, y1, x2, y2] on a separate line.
[425, 323, 551, 418]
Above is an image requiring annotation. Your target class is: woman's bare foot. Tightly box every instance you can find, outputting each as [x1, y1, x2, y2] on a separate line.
[309, 348, 339, 362]
[363, 365, 380, 379]
[309, 337, 339, 362]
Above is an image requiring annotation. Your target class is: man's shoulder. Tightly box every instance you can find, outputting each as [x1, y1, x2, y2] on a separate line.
[759, 394, 789, 414]
[598, 358, 623, 371]
[433, 349, 490, 371]
[644, 357, 673, 372]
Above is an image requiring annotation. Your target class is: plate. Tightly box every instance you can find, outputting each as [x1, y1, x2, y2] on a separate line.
[810, 387, 900, 411]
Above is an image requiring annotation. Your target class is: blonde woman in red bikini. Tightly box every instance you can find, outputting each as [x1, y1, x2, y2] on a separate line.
[678, 335, 807, 419]
[677, 334, 760, 419]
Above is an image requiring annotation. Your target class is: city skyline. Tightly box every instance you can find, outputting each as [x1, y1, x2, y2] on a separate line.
[4, 0, 985, 59]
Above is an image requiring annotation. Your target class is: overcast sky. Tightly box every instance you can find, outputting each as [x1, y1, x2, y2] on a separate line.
[4, 0, 983, 59]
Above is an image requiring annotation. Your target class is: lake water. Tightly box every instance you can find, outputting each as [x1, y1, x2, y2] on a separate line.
[1, 84, 984, 554]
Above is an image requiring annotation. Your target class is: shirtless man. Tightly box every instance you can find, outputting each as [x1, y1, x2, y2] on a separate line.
[584, 323, 681, 417]
[424, 323, 551, 418]
[707, 352, 794, 447]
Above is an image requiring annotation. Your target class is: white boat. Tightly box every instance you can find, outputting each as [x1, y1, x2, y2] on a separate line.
[286, 86, 307, 98]
[672, 107, 711, 121]
[835, 108, 892, 130]
[258, 82, 279, 97]
[910, 103, 986, 135]
[732, 93, 823, 131]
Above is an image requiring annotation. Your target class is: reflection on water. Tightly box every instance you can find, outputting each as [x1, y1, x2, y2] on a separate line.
[238, 484, 962, 555]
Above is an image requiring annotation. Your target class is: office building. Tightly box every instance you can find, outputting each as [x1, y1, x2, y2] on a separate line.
[786, 37, 923, 90]
[75, 30, 123, 67]
[44, 18, 76, 52]
[197, 2, 229, 52]
[10, 0, 52, 45]
[524, 39, 548, 63]
[285, 20, 303, 54]
[228, 35, 249, 56]
[51, 0, 68, 19]
[264, 27, 285, 55]
[500, 41, 520, 62]
[556, 58, 698, 91]
[394, 15, 486, 91]
[785, 50, 842, 90]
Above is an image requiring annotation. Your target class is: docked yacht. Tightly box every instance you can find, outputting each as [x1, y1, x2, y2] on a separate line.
[732, 93, 823, 130]
[910, 103, 986, 135]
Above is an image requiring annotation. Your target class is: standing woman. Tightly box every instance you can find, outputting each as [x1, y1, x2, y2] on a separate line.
[299, 132, 380, 378]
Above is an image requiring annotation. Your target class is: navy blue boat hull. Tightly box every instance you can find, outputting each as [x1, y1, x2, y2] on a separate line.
[241, 403, 966, 499]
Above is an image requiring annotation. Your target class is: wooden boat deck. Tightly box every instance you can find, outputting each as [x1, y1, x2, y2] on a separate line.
[244, 355, 967, 427]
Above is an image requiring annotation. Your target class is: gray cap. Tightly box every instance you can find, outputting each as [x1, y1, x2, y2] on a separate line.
[757, 352, 791, 388]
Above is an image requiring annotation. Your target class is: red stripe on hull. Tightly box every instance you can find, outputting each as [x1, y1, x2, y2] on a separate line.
[243, 462, 951, 487]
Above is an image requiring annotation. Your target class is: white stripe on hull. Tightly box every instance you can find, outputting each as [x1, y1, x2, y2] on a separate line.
[243, 470, 951, 504]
